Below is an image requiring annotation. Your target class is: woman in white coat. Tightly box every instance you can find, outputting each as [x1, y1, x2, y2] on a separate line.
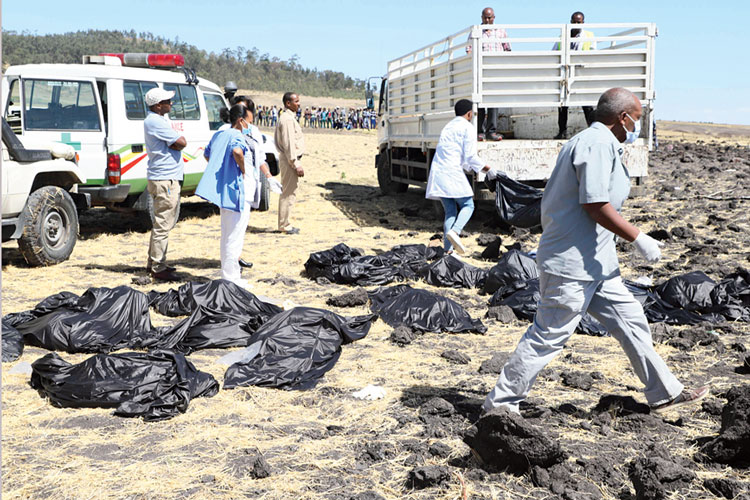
[425, 99, 498, 254]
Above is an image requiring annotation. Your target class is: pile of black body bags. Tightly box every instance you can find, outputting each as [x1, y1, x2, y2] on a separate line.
[2, 280, 377, 421]
[306, 242, 750, 336]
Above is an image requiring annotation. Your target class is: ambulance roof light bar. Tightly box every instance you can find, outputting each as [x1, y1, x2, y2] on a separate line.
[93, 53, 185, 68]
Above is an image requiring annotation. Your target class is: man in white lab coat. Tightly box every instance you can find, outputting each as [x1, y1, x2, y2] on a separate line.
[426, 99, 499, 254]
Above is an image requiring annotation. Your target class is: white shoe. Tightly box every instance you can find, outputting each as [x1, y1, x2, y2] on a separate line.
[446, 230, 467, 254]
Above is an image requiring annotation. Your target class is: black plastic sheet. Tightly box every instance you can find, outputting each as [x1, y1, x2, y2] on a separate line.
[710, 269, 750, 321]
[369, 285, 487, 334]
[482, 249, 539, 295]
[305, 244, 444, 286]
[9, 286, 154, 354]
[148, 279, 283, 318]
[2, 318, 24, 362]
[223, 307, 377, 390]
[30, 349, 219, 421]
[656, 271, 716, 313]
[417, 255, 488, 289]
[489, 174, 542, 228]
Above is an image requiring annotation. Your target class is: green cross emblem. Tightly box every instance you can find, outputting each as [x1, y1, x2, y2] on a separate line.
[60, 133, 81, 151]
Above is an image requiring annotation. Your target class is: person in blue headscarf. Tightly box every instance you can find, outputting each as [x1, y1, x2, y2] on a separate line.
[197, 103, 252, 287]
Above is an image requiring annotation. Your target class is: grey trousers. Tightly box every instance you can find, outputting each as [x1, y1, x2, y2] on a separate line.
[483, 271, 684, 413]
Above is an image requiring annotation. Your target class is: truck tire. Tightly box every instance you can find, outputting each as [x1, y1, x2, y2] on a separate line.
[138, 191, 181, 230]
[377, 152, 408, 195]
[256, 175, 271, 212]
[18, 186, 78, 266]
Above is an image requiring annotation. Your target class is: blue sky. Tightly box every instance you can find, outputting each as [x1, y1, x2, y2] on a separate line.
[3, 0, 749, 124]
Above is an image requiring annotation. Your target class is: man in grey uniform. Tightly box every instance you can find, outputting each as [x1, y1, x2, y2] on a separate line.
[482, 88, 708, 414]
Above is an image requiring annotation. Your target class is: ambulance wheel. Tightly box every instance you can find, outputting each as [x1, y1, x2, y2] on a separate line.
[18, 186, 78, 266]
[139, 191, 180, 230]
[377, 153, 408, 195]
[257, 175, 270, 212]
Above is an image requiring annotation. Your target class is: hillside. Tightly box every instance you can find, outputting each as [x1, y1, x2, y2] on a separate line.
[2, 30, 365, 98]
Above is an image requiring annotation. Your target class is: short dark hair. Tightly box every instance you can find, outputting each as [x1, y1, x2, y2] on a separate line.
[282, 92, 296, 106]
[232, 95, 256, 115]
[454, 99, 473, 117]
[572, 11, 584, 20]
[229, 103, 249, 125]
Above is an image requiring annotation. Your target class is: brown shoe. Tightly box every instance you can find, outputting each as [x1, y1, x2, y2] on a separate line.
[150, 269, 180, 282]
[486, 132, 503, 141]
[651, 385, 709, 413]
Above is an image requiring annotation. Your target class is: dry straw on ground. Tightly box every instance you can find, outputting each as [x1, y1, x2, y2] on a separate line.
[2, 122, 749, 499]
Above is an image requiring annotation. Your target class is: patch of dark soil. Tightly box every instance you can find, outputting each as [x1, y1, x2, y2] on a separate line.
[406, 465, 452, 490]
[486, 305, 516, 323]
[703, 478, 747, 499]
[670, 226, 695, 239]
[561, 370, 595, 391]
[326, 287, 369, 307]
[628, 446, 696, 500]
[531, 461, 607, 499]
[463, 407, 567, 472]
[647, 229, 671, 241]
[390, 326, 416, 346]
[45, 414, 127, 431]
[591, 395, 651, 417]
[476, 234, 501, 247]
[702, 399, 725, 416]
[698, 385, 750, 467]
[417, 397, 467, 437]
[478, 352, 510, 374]
[480, 238, 503, 260]
[665, 327, 722, 351]
[356, 441, 397, 465]
[737, 354, 750, 374]
[226, 449, 272, 479]
[429, 442, 452, 458]
[257, 275, 299, 287]
[349, 492, 386, 500]
[399, 206, 420, 217]
[440, 350, 471, 364]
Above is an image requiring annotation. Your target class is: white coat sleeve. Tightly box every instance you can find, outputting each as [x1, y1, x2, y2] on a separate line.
[462, 126, 486, 174]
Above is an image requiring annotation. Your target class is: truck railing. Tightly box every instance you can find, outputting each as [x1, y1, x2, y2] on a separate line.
[387, 23, 656, 114]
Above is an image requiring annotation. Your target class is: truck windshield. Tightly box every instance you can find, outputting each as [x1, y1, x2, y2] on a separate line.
[23, 79, 101, 131]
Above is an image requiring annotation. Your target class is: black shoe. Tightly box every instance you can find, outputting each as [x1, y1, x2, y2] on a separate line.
[554, 131, 567, 140]
[150, 269, 180, 282]
[147, 264, 175, 273]
[486, 132, 503, 141]
[238, 258, 253, 269]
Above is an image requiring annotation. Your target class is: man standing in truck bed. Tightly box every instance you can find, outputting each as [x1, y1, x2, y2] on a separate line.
[274, 92, 305, 234]
[143, 87, 186, 282]
[467, 7, 511, 142]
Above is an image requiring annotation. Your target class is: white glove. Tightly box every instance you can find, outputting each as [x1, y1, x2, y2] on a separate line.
[632, 232, 664, 263]
[267, 178, 282, 194]
[352, 384, 386, 401]
[484, 168, 499, 180]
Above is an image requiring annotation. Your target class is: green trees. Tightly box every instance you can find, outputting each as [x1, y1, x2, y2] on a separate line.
[3, 30, 365, 98]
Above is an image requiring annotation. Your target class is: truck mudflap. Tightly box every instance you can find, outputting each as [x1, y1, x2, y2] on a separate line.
[79, 184, 131, 204]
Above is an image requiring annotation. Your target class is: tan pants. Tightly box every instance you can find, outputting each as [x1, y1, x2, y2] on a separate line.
[147, 179, 181, 273]
[278, 157, 299, 231]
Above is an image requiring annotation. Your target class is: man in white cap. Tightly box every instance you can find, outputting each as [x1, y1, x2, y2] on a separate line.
[143, 87, 186, 281]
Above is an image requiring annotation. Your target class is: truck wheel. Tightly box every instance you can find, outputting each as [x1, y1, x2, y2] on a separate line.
[256, 175, 271, 212]
[18, 186, 78, 266]
[138, 191, 181, 230]
[377, 153, 408, 195]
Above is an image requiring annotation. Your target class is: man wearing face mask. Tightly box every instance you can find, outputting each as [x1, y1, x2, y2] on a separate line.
[480, 88, 709, 416]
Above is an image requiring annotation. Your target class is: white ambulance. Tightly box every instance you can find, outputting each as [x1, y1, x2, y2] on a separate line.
[1, 53, 279, 222]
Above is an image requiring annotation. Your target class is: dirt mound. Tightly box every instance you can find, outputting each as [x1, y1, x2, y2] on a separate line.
[628, 444, 695, 500]
[463, 407, 567, 472]
[699, 385, 750, 467]
[327, 288, 369, 307]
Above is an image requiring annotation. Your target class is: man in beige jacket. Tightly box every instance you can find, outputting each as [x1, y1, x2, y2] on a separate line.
[274, 92, 305, 234]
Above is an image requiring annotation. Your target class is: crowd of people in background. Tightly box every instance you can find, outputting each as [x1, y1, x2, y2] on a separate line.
[255, 105, 377, 130]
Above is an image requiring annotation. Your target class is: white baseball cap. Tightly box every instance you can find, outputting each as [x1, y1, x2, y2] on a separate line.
[145, 87, 175, 107]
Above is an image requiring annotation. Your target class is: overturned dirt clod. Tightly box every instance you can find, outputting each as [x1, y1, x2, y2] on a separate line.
[327, 287, 369, 307]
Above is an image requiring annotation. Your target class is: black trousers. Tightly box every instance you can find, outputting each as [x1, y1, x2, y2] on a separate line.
[477, 107, 498, 136]
[558, 106, 595, 134]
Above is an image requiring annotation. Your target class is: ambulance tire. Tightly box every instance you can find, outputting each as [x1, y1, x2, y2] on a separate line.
[377, 152, 408, 195]
[18, 186, 78, 266]
[257, 175, 270, 212]
[139, 191, 181, 230]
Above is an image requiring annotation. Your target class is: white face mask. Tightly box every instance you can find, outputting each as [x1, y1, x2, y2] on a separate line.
[624, 113, 641, 144]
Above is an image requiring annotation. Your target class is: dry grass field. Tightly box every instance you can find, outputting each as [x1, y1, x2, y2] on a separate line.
[2, 122, 750, 499]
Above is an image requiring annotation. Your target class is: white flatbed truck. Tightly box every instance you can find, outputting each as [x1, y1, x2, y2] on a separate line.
[375, 23, 657, 198]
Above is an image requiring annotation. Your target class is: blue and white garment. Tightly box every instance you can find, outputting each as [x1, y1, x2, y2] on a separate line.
[196, 128, 247, 212]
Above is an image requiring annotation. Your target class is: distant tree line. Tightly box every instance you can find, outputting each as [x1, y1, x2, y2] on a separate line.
[3, 30, 366, 98]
